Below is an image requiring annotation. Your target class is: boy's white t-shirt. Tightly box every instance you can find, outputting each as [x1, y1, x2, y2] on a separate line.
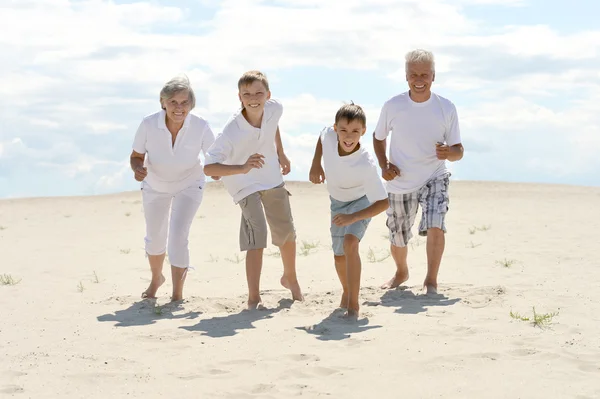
[373, 91, 462, 194]
[205, 99, 284, 204]
[321, 126, 388, 204]
[132, 110, 215, 193]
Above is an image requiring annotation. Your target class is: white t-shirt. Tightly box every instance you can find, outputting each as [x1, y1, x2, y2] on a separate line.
[132, 110, 215, 193]
[321, 126, 388, 204]
[205, 99, 284, 204]
[373, 91, 462, 194]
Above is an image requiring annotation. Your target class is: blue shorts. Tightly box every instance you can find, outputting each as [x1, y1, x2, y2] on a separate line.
[330, 195, 371, 256]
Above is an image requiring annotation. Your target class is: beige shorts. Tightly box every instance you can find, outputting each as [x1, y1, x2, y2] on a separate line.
[238, 185, 296, 251]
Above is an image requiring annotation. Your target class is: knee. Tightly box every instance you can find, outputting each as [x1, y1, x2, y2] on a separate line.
[428, 227, 444, 236]
[343, 235, 359, 254]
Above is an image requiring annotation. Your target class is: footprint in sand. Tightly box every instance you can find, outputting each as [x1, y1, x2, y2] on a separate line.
[0, 385, 24, 394]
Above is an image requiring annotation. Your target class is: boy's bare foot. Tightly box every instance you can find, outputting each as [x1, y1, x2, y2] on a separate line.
[339, 291, 349, 309]
[380, 270, 409, 289]
[280, 275, 304, 301]
[423, 282, 438, 295]
[170, 294, 183, 302]
[142, 275, 165, 299]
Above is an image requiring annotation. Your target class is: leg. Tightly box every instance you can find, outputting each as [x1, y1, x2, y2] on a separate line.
[239, 193, 269, 309]
[343, 235, 361, 318]
[381, 192, 419, 289]
[261, 186, 303, 301]
[141, 184, 172, 298]
[278, 240, 303, 301]
[334, 255, 348, 308]
[418, 175, 450, 294]
[246, 248, 264, 309]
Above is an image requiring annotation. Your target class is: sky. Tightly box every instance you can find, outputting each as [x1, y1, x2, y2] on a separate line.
[1, 0, 599, 198]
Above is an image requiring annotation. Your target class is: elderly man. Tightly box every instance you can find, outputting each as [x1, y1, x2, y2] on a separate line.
[373, 49, 464, 295]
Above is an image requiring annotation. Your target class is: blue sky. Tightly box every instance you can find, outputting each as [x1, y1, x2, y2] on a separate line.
[1, 0, 599, 198]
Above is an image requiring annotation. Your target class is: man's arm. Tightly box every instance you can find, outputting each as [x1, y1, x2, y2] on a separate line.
[436, 143, 464, 162]
[373, 134, 400, 180]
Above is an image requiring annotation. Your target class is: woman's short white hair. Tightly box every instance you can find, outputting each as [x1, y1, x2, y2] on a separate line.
[160, 75, 196, 110]
[405, 49, 435, 72]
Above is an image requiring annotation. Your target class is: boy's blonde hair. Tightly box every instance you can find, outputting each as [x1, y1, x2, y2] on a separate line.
[238, 70, 270, 91]
[335, 102, 366, 127]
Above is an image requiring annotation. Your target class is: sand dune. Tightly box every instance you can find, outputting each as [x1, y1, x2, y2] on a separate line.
[1, 181, 599, 398]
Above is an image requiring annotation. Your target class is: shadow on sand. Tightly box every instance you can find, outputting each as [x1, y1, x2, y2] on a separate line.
[178, 298, 294, 338]
[364, 286, 461, 314]
[97, 299, 202, 327]
[296, 308, 382, 341]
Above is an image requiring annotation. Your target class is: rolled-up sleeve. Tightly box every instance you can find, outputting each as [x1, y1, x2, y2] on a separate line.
[373, 101, 390, 141]
[204, 132, 232, 165]
[132, 120, 147, 154]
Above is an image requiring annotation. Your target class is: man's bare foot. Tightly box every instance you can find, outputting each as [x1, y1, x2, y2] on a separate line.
[142, 275, 165, 299]
[380, 270, 409, 289]
[280, 275, 304, 301]
[339, 291, 348, 309]
[170, 295, 184, 302]
[247, 295, 262, 310]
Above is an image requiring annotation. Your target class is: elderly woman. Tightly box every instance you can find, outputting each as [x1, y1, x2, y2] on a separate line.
[130, 75, 215, 301]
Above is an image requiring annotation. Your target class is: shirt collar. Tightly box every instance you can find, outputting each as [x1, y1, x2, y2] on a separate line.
[158, 109, 191, 131]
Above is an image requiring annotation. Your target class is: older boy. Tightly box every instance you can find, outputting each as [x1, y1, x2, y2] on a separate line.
[309, 103, 389, 318]
[204, 70, 303, 309]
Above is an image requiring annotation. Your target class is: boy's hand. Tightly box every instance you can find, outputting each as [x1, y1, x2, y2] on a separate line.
[242, 153, 265, 173]
[279, 152, 291, 175]
[332, 213, 357, 227]
[309, 163, 326, 184]
[133, 166, 147, 182]
[435, 142, 450, 160]
[381, 162, 400, 181]
[210, 176, 221, 180]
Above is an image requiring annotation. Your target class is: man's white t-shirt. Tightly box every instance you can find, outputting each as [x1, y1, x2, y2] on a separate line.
[205, 99, 283, 204]
[132, 110, 215, 193]
[373, 91, 462, 194]
[321, 126, 388, 204]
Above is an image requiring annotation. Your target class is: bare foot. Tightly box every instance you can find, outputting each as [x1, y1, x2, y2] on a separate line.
[380, 270, 409, 289]
[280, 275, 304, 301]
[343, 308, 359, 321]
[423, 282, 438, 295]
[142, 275, 165, 299]
[339, 291, 348, 309]
[247, 296, 262, 310]
[170, 295, 184, 302]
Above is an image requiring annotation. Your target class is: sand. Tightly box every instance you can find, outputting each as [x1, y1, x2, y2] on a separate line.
[1, 180, 599, 398]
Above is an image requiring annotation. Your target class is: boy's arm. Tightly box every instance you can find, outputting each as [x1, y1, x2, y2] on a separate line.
[275, 126, 291, 175]
[332, 199, 389, 227]
[204, 154, 265, 176]
[308, 134, 325, 184]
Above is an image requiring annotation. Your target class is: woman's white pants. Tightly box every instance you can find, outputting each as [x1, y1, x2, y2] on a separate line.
[141, 181, 203, 269]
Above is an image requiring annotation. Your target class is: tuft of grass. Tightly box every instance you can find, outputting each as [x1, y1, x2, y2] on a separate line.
[265, 249, 281, 258]
[496, 258, 516, 268]
[93, 271, 100, 284]
[0, 274, 21, 286]
[153, 306, 164, 316]
[299, 240, 320, 256]
[77, 281, 85, 293]
[510, 307, 559, 329]
[225, 253, 245, 264]
[366, 247, 391, 263]
[468, 227, 477, 235]
[120, 248, 131, 255]
[466, 241, 482, 248]
[381, 233, 389, 241]
[409, 238, 425, 250]
[64, 214, 72, 218]
[207, 254, 219, 263]
[477, 224, 492, 231]
[0, 225, 6, 230]
[125, 212, 131, 217]
[196, 215, 206, 219]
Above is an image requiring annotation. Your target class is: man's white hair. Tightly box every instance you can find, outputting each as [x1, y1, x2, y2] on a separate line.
[405, 49, 435, 72]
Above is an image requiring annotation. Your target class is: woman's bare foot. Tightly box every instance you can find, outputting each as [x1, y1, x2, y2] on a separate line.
[280, 275, 304, 301]
[142, 275, 165, 299]
[247, 296, 263, 310]
[380, 270, 409, 289]
[423, 280, 438, 295]
[343, 308, 359, 321]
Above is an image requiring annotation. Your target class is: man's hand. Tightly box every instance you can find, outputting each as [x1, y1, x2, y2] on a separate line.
[134, 165, 147, 182]
[332, 213, 357, 227]
[242, 153, 265, 174]
[381, 162, 400, 181]
[309, 163, 326, 184]
[279, 152, 291, 175]
[435, 142, 450, 160]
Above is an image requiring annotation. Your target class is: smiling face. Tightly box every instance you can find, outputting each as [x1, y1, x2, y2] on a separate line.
[334, 118, 366, 155]
[406, 61, 435, 101]
[162, 90, 191, 125]
[238, 80, 271, 114]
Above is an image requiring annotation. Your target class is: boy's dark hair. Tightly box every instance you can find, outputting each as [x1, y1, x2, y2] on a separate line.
[335, 102, 366, 127]
[238, 70, 270, 91]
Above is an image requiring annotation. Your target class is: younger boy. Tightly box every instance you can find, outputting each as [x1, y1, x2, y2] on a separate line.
[204, 70, 303, 309]
[309, 103, 389, 318]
